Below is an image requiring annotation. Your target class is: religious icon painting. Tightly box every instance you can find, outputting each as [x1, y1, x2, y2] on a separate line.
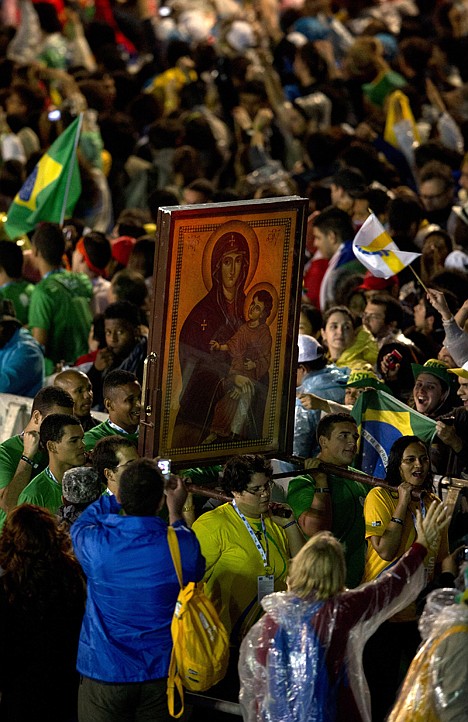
[139, 196, 308, 466]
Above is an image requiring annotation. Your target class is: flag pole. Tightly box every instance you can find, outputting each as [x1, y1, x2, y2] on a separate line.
[59, 113, 84, 227]
[408, 264, 429, 293]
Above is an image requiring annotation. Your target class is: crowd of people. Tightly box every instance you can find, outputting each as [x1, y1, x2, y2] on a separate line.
[1, 0, 468, 720]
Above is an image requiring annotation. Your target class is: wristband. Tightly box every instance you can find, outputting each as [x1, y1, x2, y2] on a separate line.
[391, 516, 404, 525]
[283, 520, 297, 529]
[21, 454, 38, 469]
[314, 487, 330, 494]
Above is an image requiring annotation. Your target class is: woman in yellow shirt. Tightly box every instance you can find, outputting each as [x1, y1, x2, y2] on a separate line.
[362, 435, 452, 722]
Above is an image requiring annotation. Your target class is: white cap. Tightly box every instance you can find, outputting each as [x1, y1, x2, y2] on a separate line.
[298, 334, 323, 363]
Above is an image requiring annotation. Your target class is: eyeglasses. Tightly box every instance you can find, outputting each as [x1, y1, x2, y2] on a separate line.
[245, 481, 273, 496]
[113, 460, 136, 471]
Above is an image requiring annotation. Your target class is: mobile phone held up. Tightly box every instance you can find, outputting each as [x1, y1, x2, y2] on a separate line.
[387, 349, 403, 370]
[158, 458, 171, 480]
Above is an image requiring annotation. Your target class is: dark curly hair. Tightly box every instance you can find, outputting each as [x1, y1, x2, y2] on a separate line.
[384, 436, 433, 492]
[0, 505, 86, 617]
[221, 454, 273, 495]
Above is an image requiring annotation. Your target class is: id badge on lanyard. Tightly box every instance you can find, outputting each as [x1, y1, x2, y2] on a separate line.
[232, 501, 275, 602]
[257, 574, 274, 602]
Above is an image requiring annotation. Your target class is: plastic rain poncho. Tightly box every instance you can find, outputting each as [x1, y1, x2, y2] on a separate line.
[239, 543, 427, 722]
[388, 588, 468, 722]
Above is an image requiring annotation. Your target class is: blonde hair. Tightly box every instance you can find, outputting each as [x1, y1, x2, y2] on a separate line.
[287, 532, 346, 600]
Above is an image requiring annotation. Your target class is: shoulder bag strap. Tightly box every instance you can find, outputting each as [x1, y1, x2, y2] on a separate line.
[167, 525, 183, 588]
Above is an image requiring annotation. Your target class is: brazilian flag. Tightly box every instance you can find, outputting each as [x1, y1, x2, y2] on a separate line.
[5, 117, 82, 239]
[351, 389, 437, 476]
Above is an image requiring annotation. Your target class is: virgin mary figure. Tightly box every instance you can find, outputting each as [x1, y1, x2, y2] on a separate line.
[172, 227, 252, 447]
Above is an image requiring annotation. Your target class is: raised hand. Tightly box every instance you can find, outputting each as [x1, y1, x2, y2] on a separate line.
[415, 500, 449, 553]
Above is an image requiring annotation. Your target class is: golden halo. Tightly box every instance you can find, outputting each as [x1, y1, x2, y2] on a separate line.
[244, 283, 278, 326]
[201, 219, 260, 292]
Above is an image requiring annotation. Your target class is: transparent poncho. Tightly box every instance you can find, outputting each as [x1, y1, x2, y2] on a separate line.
[239, 546, 426, 722]
[388, 587, 468, 722]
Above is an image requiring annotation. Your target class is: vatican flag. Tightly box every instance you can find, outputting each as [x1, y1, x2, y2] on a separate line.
[353, 213, 420, 279]
[5, 116, 82, 239]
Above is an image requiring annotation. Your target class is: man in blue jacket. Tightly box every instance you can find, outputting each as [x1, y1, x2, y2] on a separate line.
[71, 459, 205, 721]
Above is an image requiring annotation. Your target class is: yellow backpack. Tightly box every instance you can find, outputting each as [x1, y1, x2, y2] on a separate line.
[166, 526, 230, 718]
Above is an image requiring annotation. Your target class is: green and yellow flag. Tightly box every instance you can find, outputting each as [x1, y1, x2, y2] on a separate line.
[5, 116, 82, 239]
[351, 389, 437, 477]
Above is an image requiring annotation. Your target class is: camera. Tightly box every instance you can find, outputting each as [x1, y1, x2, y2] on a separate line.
[158, 458, 171, 479]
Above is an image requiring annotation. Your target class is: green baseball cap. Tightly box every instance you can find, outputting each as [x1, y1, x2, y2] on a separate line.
[411, 359, 457, 388]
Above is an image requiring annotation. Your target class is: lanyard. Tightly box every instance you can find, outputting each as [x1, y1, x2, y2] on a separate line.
[43, 269, 65, 280]
[232, 500, 269, 569]
[410, 495, 436, 583]
[45, 466, 60, 485]
[409, 495, 427, 529]
[107, 420, 136, 435]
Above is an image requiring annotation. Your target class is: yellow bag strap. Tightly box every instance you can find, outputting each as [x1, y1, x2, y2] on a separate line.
[167, 525, 184, 718]
[167, 525, 183, 588]
[167, 651, 184, 719]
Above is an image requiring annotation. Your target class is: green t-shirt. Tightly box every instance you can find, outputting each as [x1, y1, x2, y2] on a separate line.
[0, 435, 47, 532]
[287, 469, 368, 588]
[0, 280, 34, 325]
[29, 270, 93, 373]
[83, 419, 139, 452]
[17, 467, 63, 514]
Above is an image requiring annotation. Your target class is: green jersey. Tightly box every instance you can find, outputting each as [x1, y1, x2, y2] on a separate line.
[0, 435, 47, 532]
[29, 270, 93, 373]
[287, 468, 368, 588]
[18, 467, 62, 514]
[83, 419, 139, 452]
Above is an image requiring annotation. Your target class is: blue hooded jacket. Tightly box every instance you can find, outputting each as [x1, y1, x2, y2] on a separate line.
[71, 495, 205, 682]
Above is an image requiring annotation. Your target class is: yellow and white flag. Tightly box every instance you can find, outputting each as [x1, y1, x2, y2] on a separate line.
[353, 213, 420, 279]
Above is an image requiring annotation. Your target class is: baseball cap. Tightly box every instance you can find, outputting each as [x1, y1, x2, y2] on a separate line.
[298, 334, 324, 363]
[448, 360, 468, 380]
[346, 368, 392, 394]
[111, 236, 136, 267]
[356, 271, 399, 292]
[411, 359, 457, 389]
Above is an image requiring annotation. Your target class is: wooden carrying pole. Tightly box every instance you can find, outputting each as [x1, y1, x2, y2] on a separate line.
[186, 462, 425, 501]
